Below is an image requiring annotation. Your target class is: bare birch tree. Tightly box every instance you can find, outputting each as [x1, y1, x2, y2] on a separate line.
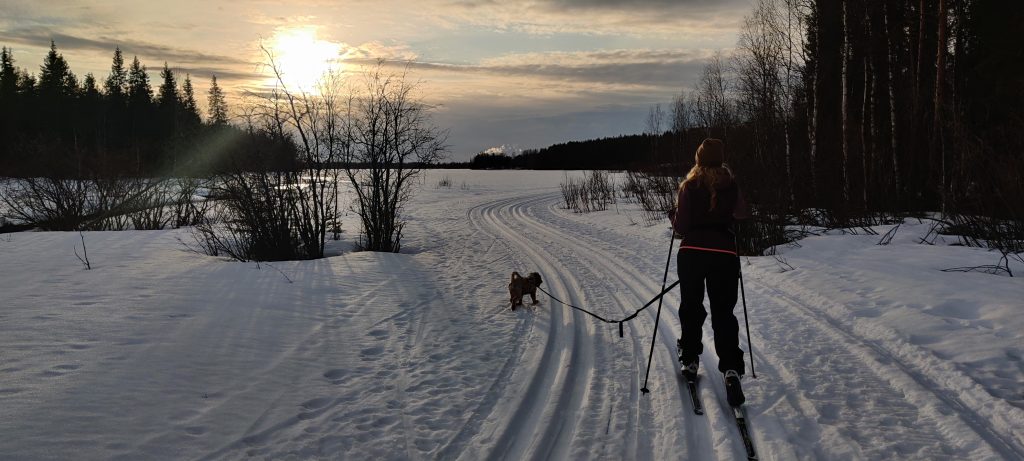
[691, 52, 735, 139]
[342, 62, 447, 252]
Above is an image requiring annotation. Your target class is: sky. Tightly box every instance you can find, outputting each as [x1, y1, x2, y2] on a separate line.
[0, 0, 749, 160]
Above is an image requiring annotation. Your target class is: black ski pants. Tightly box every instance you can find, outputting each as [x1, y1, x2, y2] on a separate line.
[677, 249, 745, 375]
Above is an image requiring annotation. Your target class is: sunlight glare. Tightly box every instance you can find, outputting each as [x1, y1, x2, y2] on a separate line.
[266, 26, 344, 92]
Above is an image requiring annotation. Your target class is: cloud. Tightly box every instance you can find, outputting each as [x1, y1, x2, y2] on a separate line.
[478, 49, 712, 85]
[449, 0, 746, 13]
[0, 27, 251, 67]
[341, 41, 419, 62]
[438, 0, 747, 38]
[343, 48, 714, 92]
[246, 13, 323, 27]
[168, 66, 259, 83]
[541, 0, 744, 11]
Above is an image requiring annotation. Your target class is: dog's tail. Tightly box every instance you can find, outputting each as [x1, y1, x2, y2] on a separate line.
[511, 271, 521, 283]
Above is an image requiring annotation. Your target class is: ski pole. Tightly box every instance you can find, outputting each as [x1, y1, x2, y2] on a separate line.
[741, 264, 757, 379]
[640, 230, 675, 395]
[735, 235, 756, 379]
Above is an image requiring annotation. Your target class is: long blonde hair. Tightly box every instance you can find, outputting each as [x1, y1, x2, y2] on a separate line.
[680, 138, 732, 211]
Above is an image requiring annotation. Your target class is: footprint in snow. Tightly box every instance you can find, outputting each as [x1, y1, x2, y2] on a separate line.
[323, 369, 349, 384]
[360, 346, 385, 360]
[301, 397, 332, 410]
[184, 426, 207, 436]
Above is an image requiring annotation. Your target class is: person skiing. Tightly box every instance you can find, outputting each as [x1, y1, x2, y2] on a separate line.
[668, 138, 750, 407]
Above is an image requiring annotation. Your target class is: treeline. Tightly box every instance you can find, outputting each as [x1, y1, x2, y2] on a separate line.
[0, 42, 284, 177]
[465, 133, 702, 171]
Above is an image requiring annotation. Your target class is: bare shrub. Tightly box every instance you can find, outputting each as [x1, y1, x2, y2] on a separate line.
[0, 177, 92, 230]
[91, 177, 180, 231]
[622, 171, 677, 225]
[772, 254, 794, 272]
[0, 175, 188, 231]
[560, 177, 583, 212]
[937, 131, 1024, 275]
[342, 63, 446, 252]
[204, 168, 316, 261]
[126, 179, 173, 230]
[936, 214, 1023, 276]
[560, 171, 615, 213]
[92, 176, 135, 230]
[734, 209, 791, 256]
[185, 170, 305, 261]
[172, 177, 211, 228]
[188, 45, 346, 261]
[74, 231, 91, 270]
[587, 170, 616, 208]
[186, 210, 249, 261]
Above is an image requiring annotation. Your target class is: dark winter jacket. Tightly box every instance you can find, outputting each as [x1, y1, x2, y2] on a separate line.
[668, 175, 750, 255]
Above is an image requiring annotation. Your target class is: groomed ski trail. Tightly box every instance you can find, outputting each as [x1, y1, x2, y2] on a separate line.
[446, 189, 1021, 460]
[450, 191, 735, 460]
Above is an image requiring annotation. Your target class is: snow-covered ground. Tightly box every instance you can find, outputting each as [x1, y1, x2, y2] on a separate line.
[1, 170, 1022, 460]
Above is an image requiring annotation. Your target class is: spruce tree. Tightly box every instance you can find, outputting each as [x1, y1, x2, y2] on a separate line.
[81, 73, 101, 119]
[104, 47, 127, 103]
[180, 74, 201, 127]
[207, 74, 228, 125]
[80, 73, 102, 163]
[35, 41, 78, 165]
[38, 41, 75, 98]
[126, 55, 153, 172]
[0, 47, 17, 100]
[103, 48, 129, 151]
[0, 47, 15, 170]
[156, 63, 181, 152]
[15, 69, 35, 97]
[127, 56, 152, 107]
[82, 73, 100, 99]
[157, 63, 179, 109]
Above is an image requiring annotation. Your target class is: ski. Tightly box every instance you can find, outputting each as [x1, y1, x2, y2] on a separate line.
[732, 405, 758, 460]
[677, 342, 703, 415]
[684, 375, 704, 415]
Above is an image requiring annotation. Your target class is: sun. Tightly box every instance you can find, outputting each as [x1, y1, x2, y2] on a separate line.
[265, 26, 344, 92]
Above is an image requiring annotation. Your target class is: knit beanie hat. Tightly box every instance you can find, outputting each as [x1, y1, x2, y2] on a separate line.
[695, 138, 725, 167]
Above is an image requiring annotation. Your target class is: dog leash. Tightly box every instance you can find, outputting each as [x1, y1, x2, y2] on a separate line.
[535, 281, 680, 338]
[534, 285, 614, 322]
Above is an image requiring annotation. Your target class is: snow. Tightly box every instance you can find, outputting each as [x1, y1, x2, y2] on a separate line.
[1, 170, 1022, 460]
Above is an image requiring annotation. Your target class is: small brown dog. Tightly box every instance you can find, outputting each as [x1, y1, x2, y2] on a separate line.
[509, 271, 543, 310]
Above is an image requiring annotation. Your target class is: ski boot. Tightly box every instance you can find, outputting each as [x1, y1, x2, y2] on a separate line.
[724, 370, 745, 406]
[677, 339, 699, 380]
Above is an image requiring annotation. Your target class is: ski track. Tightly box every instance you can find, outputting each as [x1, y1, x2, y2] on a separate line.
[451, 189, 1020, 460]
[472, 193, 596, 461]
[454, 192, 731, 461]
[749, 276, 1024, 459]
